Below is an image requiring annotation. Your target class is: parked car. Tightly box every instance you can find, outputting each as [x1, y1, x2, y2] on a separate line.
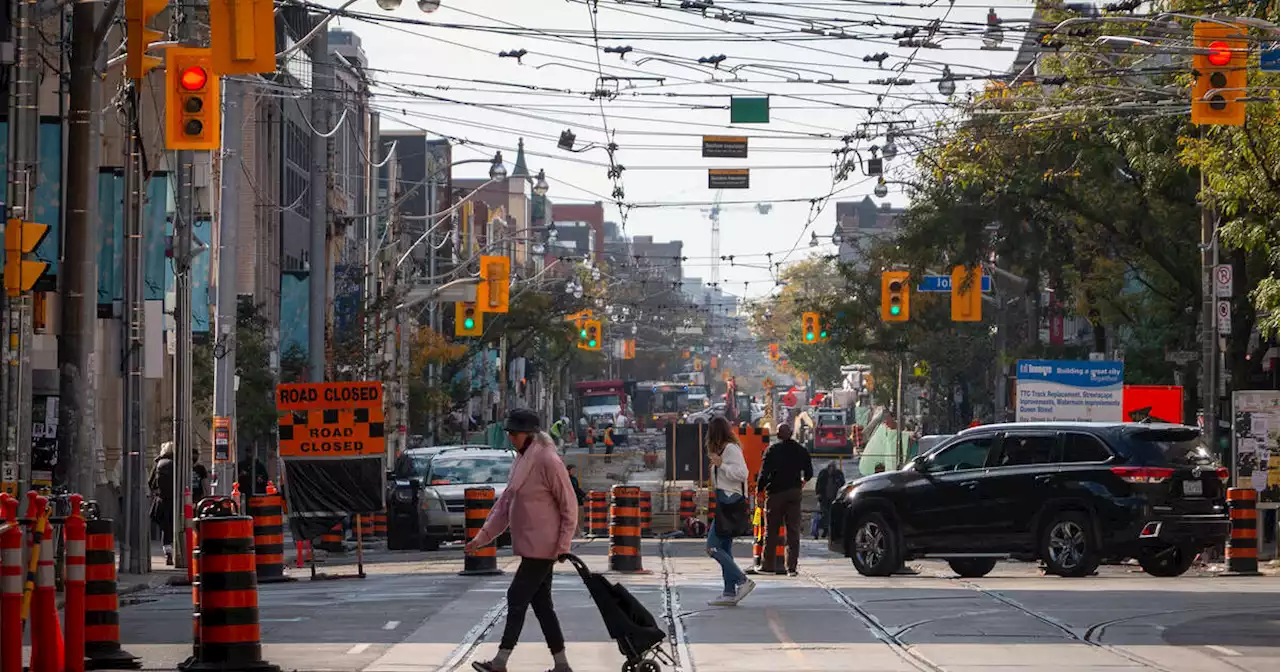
[387, 445, 515, 550]
[828, 422, 1230, 579]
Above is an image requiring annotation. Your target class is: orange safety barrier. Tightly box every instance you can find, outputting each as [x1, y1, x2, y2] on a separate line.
[586, 491, 608, 538]
[608, 485, 646, 573]
[706, 487, 717, 528]
[678, 489, 696, 521]
[84, 514, 140, 670]
[294, 540, 312, 569]
[179, 497, 280, 672]
[372, 511, 388, 539]
[356, 514, 374, 540]
[1, 493, 22, 672]
[247, 494, 290, 583]
[460, 488, 502, 576]
[1226, 488, 1261, 575]
[28, 493, 64, 672]
[64, 494, 88, 672]
[760, 519, 788, 575]
[639, 490, 652, 538]
[317, 522, 344, 552]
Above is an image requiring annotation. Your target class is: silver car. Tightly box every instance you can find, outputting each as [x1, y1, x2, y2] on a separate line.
[387, 446, 516, 550]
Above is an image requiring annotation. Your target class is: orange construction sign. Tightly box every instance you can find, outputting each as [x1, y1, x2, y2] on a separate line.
[276, 382, 385, 458]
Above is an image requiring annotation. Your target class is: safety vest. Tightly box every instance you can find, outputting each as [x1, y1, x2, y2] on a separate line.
[604, 428, 615, 446]
[586, 428, 595, 445]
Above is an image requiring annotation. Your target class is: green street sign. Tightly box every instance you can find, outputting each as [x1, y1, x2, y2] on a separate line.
[730, 96, 769, 123]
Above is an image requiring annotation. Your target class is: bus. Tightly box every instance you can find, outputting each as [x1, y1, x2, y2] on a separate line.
[633, 381, 691, 430]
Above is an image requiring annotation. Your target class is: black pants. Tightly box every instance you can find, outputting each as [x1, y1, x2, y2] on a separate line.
[763, 487, 802, 573]
[499, 557, 566, 654]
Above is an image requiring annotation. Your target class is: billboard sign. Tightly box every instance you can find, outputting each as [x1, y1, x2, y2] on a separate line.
[1015, 360, 1124, 422]
[1122, 385, 1183, 424]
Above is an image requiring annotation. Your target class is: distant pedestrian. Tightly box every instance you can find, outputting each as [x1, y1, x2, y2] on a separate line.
[148, 442, 176, 565]
[550, 417, 568, 452]
[753, 424, 813, 576]
[704, 417, 755, 606]
[813, 462, 845, 539]
[469, 409, 578, 672]
[191, 461, 210, 502]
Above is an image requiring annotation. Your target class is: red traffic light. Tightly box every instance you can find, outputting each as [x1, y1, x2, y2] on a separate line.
[1207, 41, 1232, 67]
[180, 66, 208, 91]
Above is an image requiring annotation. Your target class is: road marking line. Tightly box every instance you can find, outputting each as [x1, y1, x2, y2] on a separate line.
[765, 608, 806, 662]
[383, 621, 400, 630]
[1205, 645, 1242, 657]
[346, 644, 371, 655]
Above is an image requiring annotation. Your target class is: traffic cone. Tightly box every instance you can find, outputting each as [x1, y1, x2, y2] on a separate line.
[266, 481, 277, 495]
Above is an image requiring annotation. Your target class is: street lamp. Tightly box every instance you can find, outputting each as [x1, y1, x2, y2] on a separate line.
[874, 176, 889, 198]
[533, 169, 549, 197]
[375, 0, 440, 11]
[881, 134, 898, 161]
[938, 65, 957, 96]
[489, 152, 508, 181]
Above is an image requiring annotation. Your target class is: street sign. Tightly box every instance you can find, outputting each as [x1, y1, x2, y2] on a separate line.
[702, 136, 748, 159]
[917, 274, 993, 292]
[1, 461, 16, 495]
[1217, 300, 1232, 334]
[1164, 350, 1197, 365]
[730, 96, 769, 123]
[1263, 43, 1280, 71]
[1214, 264, 1233, 298]
[708, 169, 749, 189]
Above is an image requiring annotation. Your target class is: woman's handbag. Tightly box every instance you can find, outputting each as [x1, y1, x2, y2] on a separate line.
[713, 467, 752, 538]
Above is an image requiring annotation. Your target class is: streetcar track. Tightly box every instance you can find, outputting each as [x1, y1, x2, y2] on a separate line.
[658, 536, 695, 672]
[801, 569, 945, 672]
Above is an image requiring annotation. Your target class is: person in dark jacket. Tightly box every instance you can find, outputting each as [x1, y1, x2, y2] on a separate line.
[191, 462, 210, 502]
[566, 465, 586, 505]
[813, 462, 846, 539]
[752, 424, 813, 575]
[148, 442, 176, 564]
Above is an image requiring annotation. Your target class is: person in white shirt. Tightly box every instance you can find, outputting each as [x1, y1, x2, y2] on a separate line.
[705, 417, 756, 606]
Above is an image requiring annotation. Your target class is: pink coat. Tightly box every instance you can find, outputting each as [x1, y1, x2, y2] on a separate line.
[473, 433, 578, 560]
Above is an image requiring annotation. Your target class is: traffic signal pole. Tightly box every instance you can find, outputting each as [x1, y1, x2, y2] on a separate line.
[308, 27, 330, 384]
[212, 78, 243, 496]
[2, 0, 41, 500]
[121, 84, 150, 573]
[1201, 179, 1219, 462]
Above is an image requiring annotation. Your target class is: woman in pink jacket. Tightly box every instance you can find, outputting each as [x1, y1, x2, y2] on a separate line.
[468, 409, 579, 672]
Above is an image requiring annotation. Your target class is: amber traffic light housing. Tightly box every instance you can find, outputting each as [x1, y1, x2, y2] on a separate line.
[455, 302, 482, 336]
[125, 0, 167, 79]
[1191, 21, 1247, 126]
[801, 312, 819, 343]
[950, 265, 983, 322]
[166, 48, 221, 150]
[881, 270, 910, 322]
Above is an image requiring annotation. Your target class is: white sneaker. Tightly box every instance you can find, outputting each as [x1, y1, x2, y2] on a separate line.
[708, 594, 737, 607]
[732, 578, 756, 604]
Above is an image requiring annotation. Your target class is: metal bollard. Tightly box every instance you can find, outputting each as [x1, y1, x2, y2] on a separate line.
[64, 494, 88, 672]
[1, 493, 22, 672]
[179, 497, 280, 672]
[587, 491, 608, 538]
[247, 493, 290, 583]
[608, 485, 646, 573]
[1225, 488, 1262, 575]
[639, 490, 652, 538]
[459, 488, 502, 576]
[84, 514, 140, 669]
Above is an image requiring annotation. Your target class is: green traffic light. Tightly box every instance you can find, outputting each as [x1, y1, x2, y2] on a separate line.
[580, 328, 587, 338]
[805, 332, 815, 341]
[464, 318, 475, 329]
[890, 305, 901, 316]
[589, 339, 597, 348]
[820, 330, 828, 338]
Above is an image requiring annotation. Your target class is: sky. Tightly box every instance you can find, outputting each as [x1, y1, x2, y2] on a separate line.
[318, 0, 1039, 305]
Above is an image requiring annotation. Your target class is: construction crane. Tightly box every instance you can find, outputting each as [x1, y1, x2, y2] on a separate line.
[699, 193, 772, 289]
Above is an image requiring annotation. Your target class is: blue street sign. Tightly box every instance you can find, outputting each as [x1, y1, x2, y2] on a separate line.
[917, 275, 993, 293]
[1263, 43, 1280, 72]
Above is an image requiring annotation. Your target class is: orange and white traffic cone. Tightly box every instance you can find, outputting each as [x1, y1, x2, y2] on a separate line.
[1, 493, 22, 672]
[28, 492, 65, 672]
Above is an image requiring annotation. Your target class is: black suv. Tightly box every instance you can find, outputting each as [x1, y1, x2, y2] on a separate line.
[829, 422, 1230, 578]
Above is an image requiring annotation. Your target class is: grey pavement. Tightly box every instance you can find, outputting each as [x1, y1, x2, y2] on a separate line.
[102, 536, 1280, 672]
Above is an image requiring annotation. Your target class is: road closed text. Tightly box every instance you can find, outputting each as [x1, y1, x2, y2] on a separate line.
[280, 425, 381, 457]
[276, 381, 383, 411]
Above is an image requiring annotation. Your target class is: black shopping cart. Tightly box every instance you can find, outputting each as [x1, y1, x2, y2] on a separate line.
[559, 553, 675, 672]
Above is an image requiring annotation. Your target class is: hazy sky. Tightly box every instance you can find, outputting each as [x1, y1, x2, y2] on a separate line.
[320, 0, 1037, 303]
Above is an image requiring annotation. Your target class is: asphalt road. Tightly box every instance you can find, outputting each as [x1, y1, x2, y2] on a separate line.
[101, 536, 1280, 672]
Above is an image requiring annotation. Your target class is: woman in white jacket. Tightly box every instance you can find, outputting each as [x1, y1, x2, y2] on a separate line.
[705, 416, 756, 606]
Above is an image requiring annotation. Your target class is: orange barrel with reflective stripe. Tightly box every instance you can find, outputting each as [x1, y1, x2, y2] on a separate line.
[587, 491, 608, 538]
[1226, 488, 1260, 575]
[639, 490, 652, 538]
[357, 514, 374, 540]
[373, 511, 388, 539]
[608, 485, 644, 573]
[707, 488, 717, 528]
[460, 488, 503, 576]
[246, 495, 288, 583]
[83, 517, 140, 670]
[774, 522, 787, 574]
[317, 522, 344, 552]
[678, 489, 696, 521]
[180, 499, 279, 672]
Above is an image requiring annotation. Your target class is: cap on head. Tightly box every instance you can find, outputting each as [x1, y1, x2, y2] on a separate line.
[777, 423, 793, 440]
[504, 408, 542, 433]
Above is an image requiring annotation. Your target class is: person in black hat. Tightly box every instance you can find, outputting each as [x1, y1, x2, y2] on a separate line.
[469, 409, 579, 672]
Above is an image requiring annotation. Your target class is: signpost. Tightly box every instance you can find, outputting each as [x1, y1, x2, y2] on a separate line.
[1217, 300, 1232, 335]
[917, 275, 993, 292]
[729, 96, 769, 123]
[708, 169, 750, 189]
[1215, 263, 1233, 298]
[702, 136, 748, 158]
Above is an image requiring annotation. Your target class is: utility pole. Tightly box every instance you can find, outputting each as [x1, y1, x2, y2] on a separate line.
[1200, 186, 1219, 459]
[212, 79, 243, 496]
[3, 0, 41, 501]
[59, 0, 103, 499]
[171, 0, 199, 568]
[121, 85, 149, 574]
[895, 356, 905, 468]
[308, 27, 330, 384]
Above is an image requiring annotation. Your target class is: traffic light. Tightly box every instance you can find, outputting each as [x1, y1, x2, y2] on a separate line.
[950, 265, 983, 322]
[125, 0, 166, 79]
[455, 302, 482, 336]
[1191, 21, 1247, 126]
[209, 0, 278, 75]
[4, 219, 50, 296]
[478, 255, 511, 313]
[801, 312, 819, 342]
[165, 48, 221, 151]
[581, 320, 601, 351]
[818, 316, 830, 341]
[881, 270, 910, 322]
